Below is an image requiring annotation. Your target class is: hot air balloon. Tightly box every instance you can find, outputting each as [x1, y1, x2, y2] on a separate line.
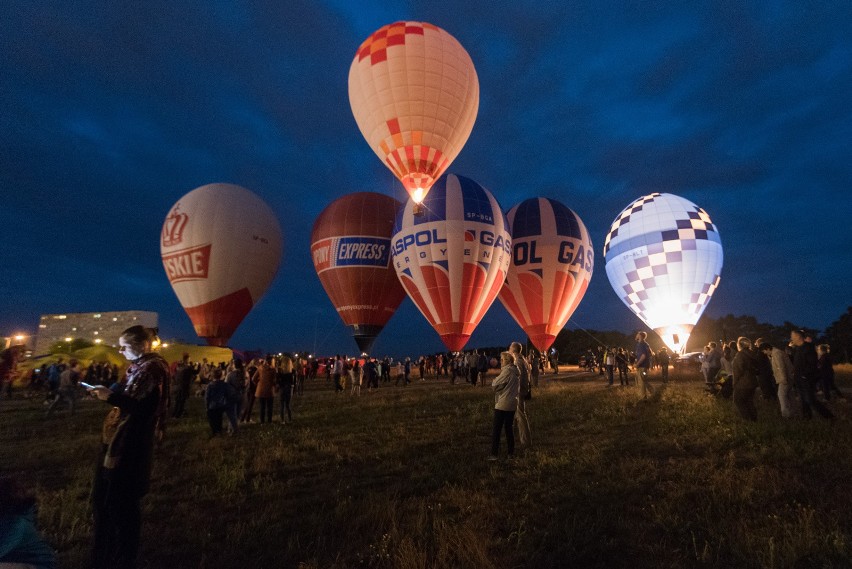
[348, 21, 479, 207]
[392, 174, 510, 351]
[161, 183, 283, 346]
[603, 193, 723, 354]
[311, 192, 406, 354]
[499, 198, 594, 352]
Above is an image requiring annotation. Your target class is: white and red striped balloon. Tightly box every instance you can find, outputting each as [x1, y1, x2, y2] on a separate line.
[499, 198, 593, 352]
[391, 174, 510, 351]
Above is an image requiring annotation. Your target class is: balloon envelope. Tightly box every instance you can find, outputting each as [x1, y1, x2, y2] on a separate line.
[392, 174, 510, 351]
[310, 192, 406, 354]
[499, 198, 593, 352]
[349, 21, 479, 204]
[603, 193, 723, 353]
[161, 183, 283, 346]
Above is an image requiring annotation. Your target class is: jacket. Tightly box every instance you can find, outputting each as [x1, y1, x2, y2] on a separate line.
[253, 365, 277, 398]
[792, 343, 819, 384]
[492, 363, 520, 411]
[732, 349, 759, 390]
[100, 353, 169, 496]
[769, 347, 794, 385]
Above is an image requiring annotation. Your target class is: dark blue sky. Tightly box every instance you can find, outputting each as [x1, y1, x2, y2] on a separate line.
[2, 1, 851, 357]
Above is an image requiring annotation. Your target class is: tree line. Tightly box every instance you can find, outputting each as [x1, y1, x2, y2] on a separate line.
[543, 306, 852, 364]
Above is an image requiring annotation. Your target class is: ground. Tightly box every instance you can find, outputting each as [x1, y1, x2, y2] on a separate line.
[2, 366, 851, 568]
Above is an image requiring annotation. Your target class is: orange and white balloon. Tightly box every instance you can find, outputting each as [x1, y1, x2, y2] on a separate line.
[499, 198, 594, 352]
[348, 21, 479, 204]
[160, 183, 283, 346]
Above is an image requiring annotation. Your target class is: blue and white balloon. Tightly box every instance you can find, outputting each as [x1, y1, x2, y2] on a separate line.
[603, 193, 723, 353]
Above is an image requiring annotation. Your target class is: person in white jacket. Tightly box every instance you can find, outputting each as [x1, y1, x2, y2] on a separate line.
[489, 352, 519, 461]
[759, 342, 795, 418]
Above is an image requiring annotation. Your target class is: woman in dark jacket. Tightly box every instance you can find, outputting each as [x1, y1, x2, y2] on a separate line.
[732, 337, 759, 421]
[86, 326, 170, 569]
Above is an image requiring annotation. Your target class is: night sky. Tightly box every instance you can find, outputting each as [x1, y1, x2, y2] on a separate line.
[2, 1, 851, 357]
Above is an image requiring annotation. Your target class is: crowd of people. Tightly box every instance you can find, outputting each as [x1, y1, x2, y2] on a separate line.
[701, 330, 841, 421]
[0, 324, 846, 568]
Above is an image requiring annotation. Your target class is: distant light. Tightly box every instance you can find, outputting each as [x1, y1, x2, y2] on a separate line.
[94, 339, 103, 344]
[65, 337, 73, 342]
[112, 317, 118, 322]
[93, 331, 98, 335]
[162, 343, 169, 348]
[14, 334, 25, 342]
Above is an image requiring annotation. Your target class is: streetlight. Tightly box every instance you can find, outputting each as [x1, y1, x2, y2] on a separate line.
[64, 337, 73, 343]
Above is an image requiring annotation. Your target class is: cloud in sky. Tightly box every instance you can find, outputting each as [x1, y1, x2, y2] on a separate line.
[2, 0, 850, 355]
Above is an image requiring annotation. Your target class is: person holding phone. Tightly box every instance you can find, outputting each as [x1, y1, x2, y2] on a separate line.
[85, 325, 169, 569]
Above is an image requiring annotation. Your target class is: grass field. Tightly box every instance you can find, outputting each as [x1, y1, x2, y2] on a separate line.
[2, 366, 851, 568]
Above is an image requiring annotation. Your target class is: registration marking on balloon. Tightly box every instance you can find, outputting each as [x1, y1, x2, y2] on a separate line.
[392, 174, 510, 351]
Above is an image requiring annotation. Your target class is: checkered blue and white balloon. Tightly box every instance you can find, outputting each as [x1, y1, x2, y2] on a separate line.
[603, 193, 723, 353]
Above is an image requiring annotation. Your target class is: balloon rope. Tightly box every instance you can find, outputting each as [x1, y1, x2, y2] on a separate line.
[565, 318, 610, 348]
[314, 316, 346, 355]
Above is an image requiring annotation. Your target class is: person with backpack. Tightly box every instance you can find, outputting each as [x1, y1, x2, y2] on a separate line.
[509, 342, 532, 449]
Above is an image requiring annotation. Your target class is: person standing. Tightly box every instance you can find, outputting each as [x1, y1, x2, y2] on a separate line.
[791, 330, 834, 420]
[633, 332, 655, 399]
[657, 347, 670, 383]
[46, 360, 81, 417]
[205, 369, 229, 436]
[171, 354, 196, 418]
[86, 326, 169, 569]
[253, 358, 276, 423]
[817, 344, 845, 401]
[277, 356, 294, 423]
[616, 348, 629, 386]
[509, 342, 532, 448]
[332, 355, 344, 393]
[754, 337, 778, 401]
[240, 359, 260, 423]
[225, 359, 246, 432]
[700, 345, 712, 388]
[604, 348, 615, 386]
[467, 350, 480, 386]
[760, 342, 795, 418]
[488, 352, 519, 461]
[732, 337, 759, 421]
[706, 342, 723, 386]
[529, 350, 540, 388]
